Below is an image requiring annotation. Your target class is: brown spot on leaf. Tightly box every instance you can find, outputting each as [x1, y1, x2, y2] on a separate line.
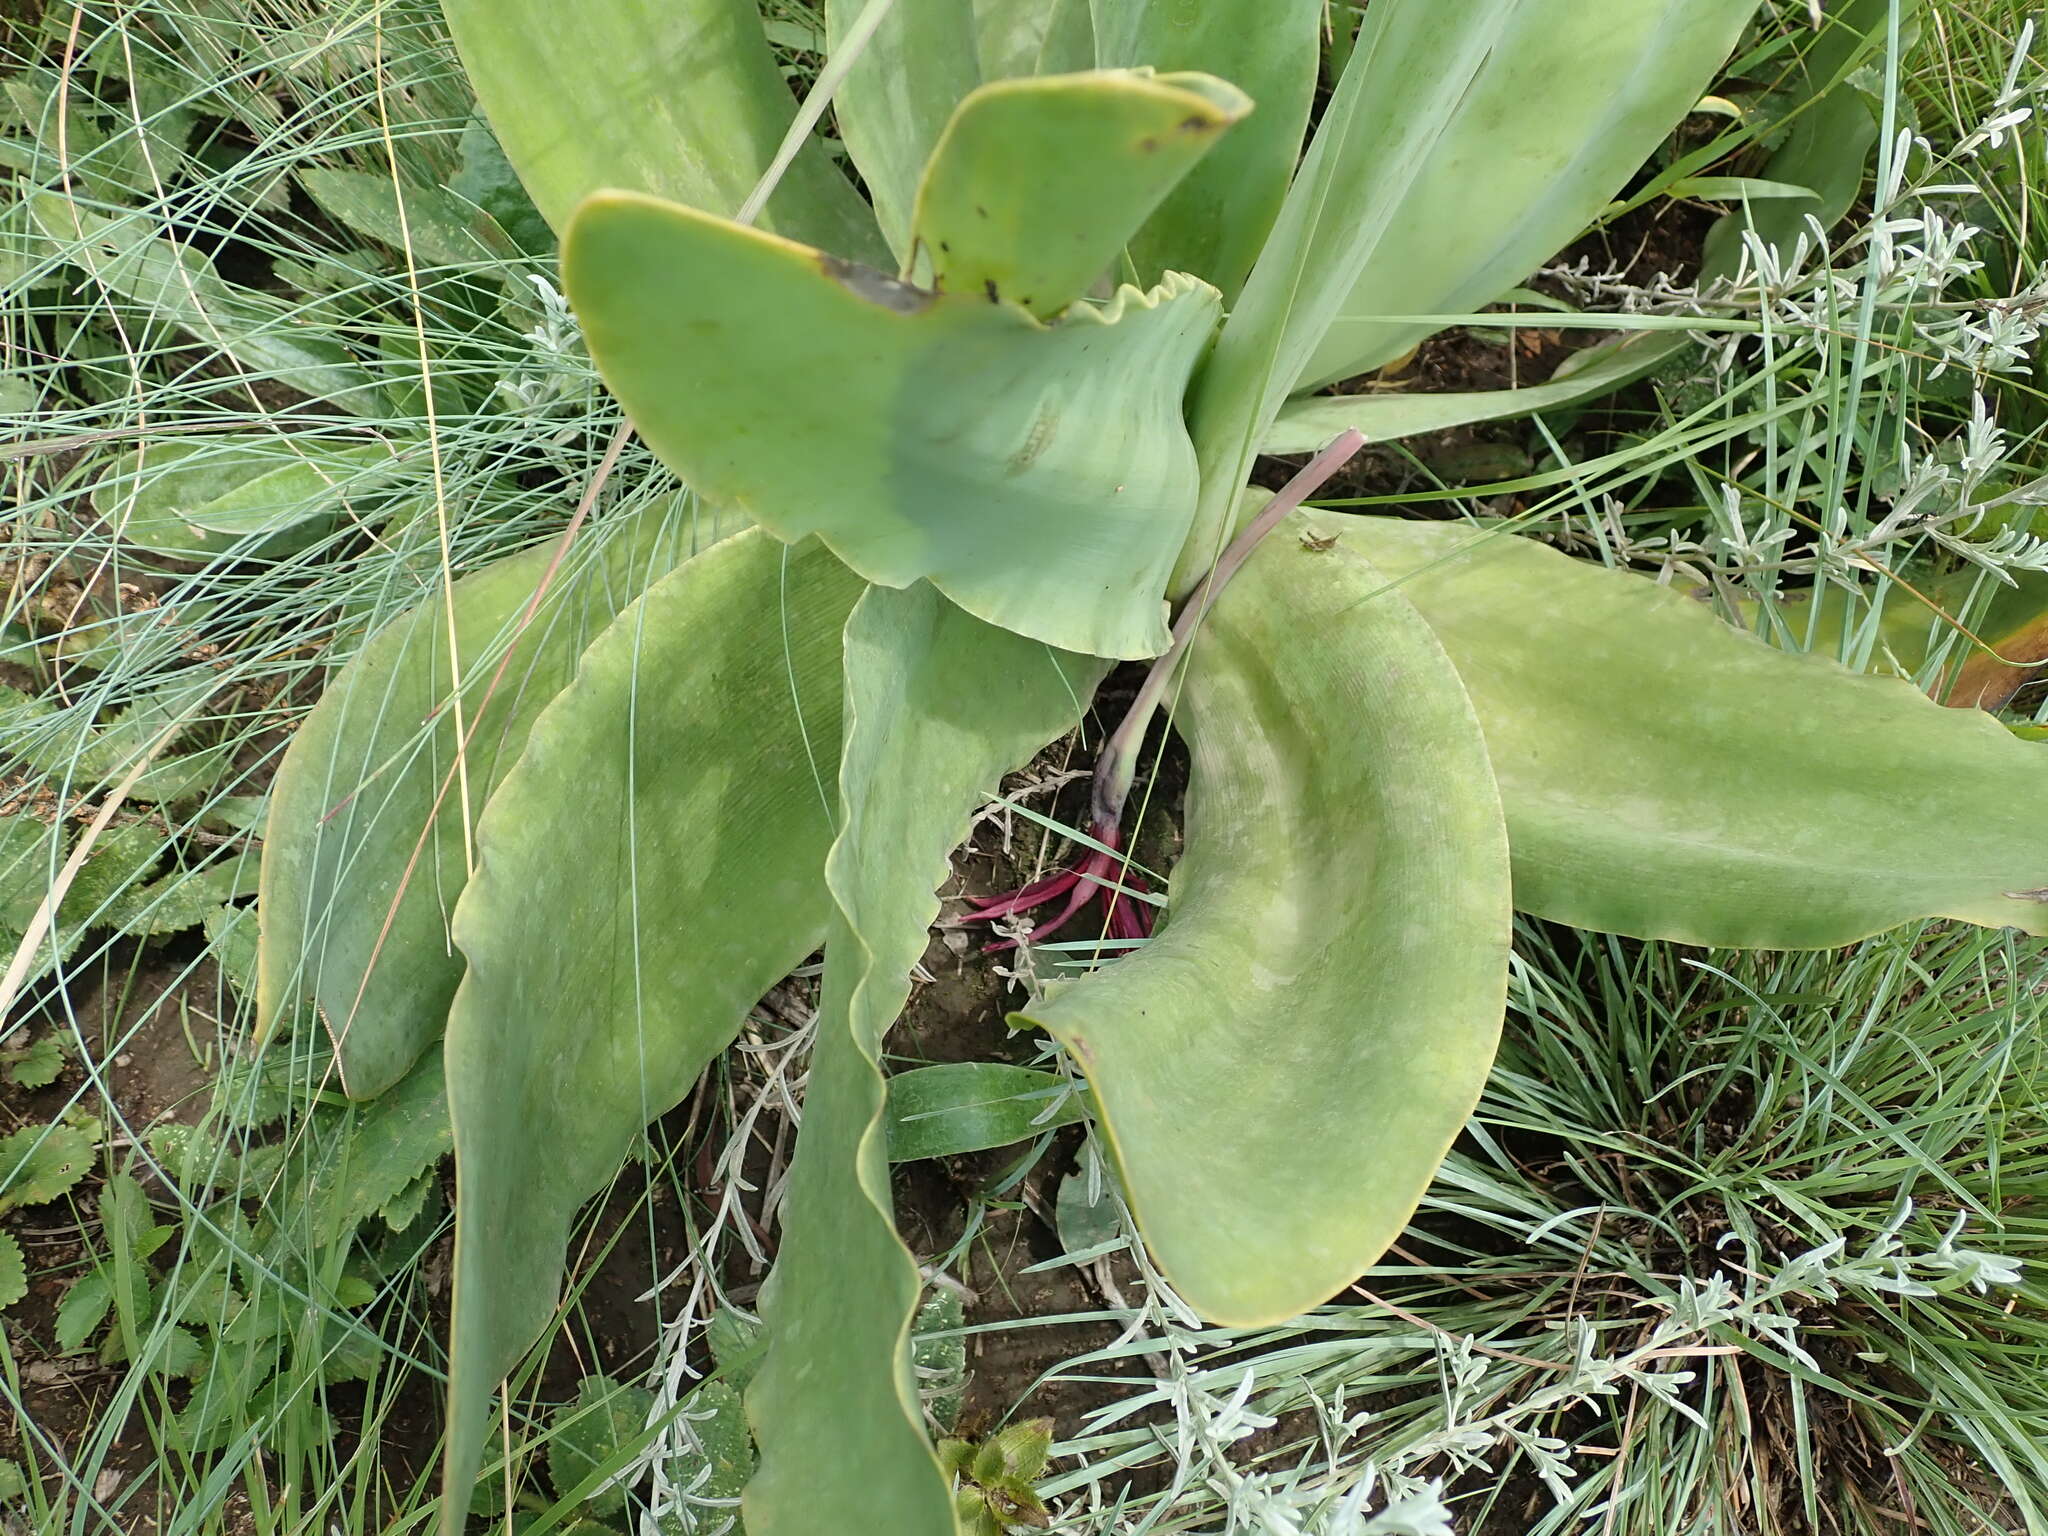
[819, 253, 935, 315]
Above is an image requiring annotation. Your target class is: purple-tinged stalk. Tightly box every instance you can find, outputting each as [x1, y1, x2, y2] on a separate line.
[962, 430, 1368, 950]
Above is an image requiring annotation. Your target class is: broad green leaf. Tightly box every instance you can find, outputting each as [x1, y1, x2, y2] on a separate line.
[565, 194, 1220, 659]
[885, 1063, 1086, 1162]
[298, 168, 520, 266]
[911, 70, 1248, 319]
[1184, 0, 1750, 580]
[1701, 0, 1902, 278]
[28, 195, 382, 415]
[439, 530, 863, 1533]
[746, 584, 1095, 1536]
[88, 439, 404, 557]
[1035, 0, 1096, 74]
[1346, 514, 2048, 945]
[442, 0, 882, 261]
[259, 499, 736, 1099]
[1089, 0, 1322, 297]
[0, 1119, 99, 1216]
[1264, 330, 1684, 455]
[1294, 0, 1757, 390]
[826, 0, 980, 261]
[972, 0, 1062, 79]
[1021, 520, 1511, 1324]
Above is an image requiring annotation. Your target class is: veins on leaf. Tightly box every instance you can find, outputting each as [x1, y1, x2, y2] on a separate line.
[959, 429, 1369, 955]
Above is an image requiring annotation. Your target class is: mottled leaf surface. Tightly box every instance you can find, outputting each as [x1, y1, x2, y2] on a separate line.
[1347, 514, 2048, 944]
[1022, 520, 1511, 1324]
[439, 530, 862, 1532]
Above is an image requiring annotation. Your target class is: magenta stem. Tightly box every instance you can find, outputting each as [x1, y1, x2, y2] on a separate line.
[1091, 429, 1367, 830]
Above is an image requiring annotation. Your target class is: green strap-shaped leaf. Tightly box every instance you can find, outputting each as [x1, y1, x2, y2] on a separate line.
[1089, 0, 1322, 297]
[826, 0, 981, 263]
[1183, 0, 1750, 581]
[1269, 0, 1901, 456]
[1020, 521, 1512, 1325]
[1294, 0, 1757, 390]
[885, 1062, 1087, 1162]
[1345, 514, 2048, 945]
[442, 0, 883, 261]
[746, 584, 1095, 1536]
[564, 193, 1220, 659]
[911, 70, 1248, 319]
[1263, 330, 1683, 455]
[258, 500, 738, 1098]
[438, 529, 864, 1532]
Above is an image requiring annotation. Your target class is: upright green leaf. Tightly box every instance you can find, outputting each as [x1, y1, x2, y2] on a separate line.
[1700, 0, 1902, 275]
[1294, 0, 1756, 389]
[1183, 0, 1751, 581]
[1021, 519, 1512, 1324]
[826, 0, 981, 262]
[259, 500, 738, 1098]
[439, 530, 863, 1533]
[911, 70, 1248, 318]
[1347, 514, 2048, 945]
[972, 0, 1062, 80]
[442, 0, 882, 261]
[746, 585, 1094, 1536]
[565, 194, 1220, 659]
[1089, 0, 1322, 296]
[1267, 0, 1898, 455]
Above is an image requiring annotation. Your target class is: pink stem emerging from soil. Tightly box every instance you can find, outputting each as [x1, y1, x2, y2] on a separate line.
[962, 430, 1367, 952]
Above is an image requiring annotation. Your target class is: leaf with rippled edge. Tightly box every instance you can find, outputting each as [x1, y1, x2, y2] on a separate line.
[1347, 514, 2048, 945]
[745, 583, 1095, 1536]
[565, 192, 1221, 659]
[258, 500, 739, 1099]
[1019, 518, 1512, 1324]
